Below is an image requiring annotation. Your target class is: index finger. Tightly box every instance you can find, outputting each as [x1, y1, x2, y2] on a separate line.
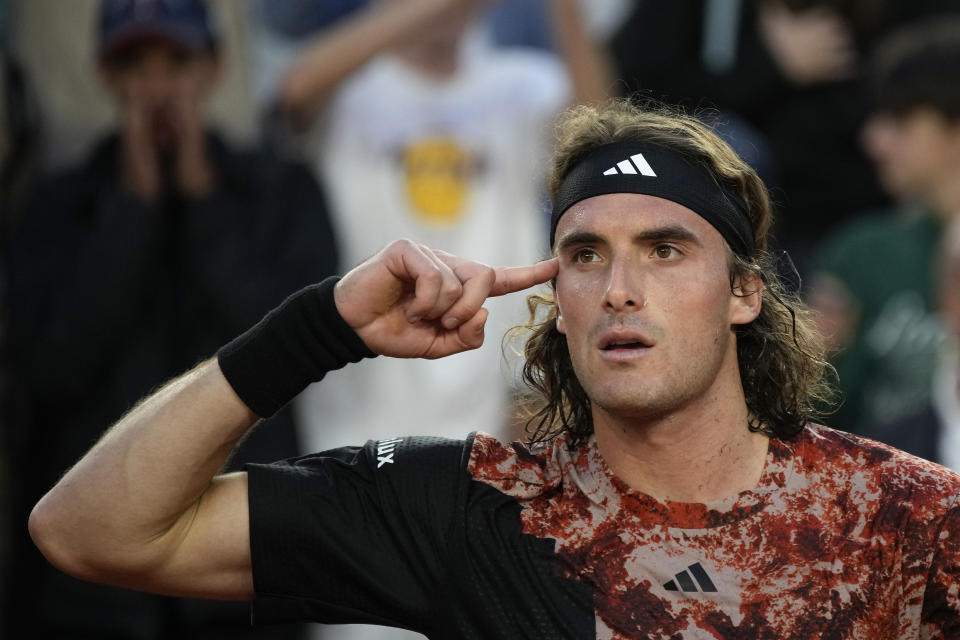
[489, 257, 559, 297]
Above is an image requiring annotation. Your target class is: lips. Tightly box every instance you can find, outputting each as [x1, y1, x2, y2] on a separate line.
[598, 330, 654, 351]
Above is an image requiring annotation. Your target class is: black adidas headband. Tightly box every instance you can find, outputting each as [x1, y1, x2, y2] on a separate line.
[550, 141, 755, 256]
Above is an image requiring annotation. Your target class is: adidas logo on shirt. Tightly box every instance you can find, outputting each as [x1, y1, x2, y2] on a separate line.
[663, 562, 718, 593]
[602, 153, 657, 177]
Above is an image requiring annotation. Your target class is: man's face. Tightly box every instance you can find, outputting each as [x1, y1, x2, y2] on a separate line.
[553, 193, 760, 422]
[102, 42, 218, 148]
[861, 107, 960, 203]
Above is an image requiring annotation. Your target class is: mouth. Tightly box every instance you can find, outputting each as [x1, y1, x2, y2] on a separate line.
[602, 339, 651, 351]
[598, 332, 654, 360]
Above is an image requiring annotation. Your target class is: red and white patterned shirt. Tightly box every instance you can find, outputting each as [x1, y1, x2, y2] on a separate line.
[250, 423, 960, 638]
[468, 423, 960, 638]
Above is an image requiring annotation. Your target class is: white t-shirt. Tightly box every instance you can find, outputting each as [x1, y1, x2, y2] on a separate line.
[295, 38, 569, 454]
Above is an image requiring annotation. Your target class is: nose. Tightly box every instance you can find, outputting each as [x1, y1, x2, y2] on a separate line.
[139, 54, 179, 104]
[604, 259, 644, 312]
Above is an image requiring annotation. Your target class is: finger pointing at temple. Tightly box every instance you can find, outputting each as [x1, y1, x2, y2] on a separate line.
[490, 258, 559, 297]
[434, 253, 558, 330]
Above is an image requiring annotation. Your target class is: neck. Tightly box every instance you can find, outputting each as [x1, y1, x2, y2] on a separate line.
[394, 40, 461, 79]
[592, 362, 769, 503]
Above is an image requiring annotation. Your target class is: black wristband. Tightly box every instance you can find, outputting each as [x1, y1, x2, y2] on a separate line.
[217, 277, 376, 417]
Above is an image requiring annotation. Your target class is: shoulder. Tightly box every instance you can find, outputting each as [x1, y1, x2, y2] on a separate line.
[255, 435, 472, 480]
[23, 147, 114, 215]
[247, 435, 473, 530]
[794, 423, 960, 507]
[467, 432, 566, 499]
[814, 209, 935, 267]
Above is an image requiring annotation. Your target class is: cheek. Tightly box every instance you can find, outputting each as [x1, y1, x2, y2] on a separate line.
[554, 273, 595, 331]
[664, 278, 734, 335]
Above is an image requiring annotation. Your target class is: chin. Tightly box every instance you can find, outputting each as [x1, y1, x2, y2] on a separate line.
[590, 387, 677, 421]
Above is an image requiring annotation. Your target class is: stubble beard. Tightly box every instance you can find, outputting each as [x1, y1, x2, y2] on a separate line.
[578, 337, 733, 425]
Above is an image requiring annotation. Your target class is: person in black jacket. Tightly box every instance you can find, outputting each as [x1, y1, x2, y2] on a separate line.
[609, 0, 958, 273]
[1, 0, 336, 637]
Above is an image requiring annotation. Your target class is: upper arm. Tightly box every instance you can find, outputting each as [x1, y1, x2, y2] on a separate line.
[141, 472, 254, 601]
[247, 437, 468, 629]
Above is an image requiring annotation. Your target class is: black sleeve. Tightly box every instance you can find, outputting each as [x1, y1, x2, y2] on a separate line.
[247, 434, 473, 633]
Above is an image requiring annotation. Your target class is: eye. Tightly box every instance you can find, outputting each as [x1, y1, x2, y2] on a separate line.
[653, 244, 681, 260]
[571, 248, 601, 264]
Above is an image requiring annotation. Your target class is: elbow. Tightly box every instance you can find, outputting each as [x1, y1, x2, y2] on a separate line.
[28, 491, 124, 584]
[29, 492, 87, 579]
[29, 490, 179, 591]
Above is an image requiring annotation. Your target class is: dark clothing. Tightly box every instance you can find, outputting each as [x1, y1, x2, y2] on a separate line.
[2, 132, 337, 638]
[609, 1, 958, 271]
[877, 404, 942, 463]
[811, 210, 945, 434]
[247, 428, 960, 638]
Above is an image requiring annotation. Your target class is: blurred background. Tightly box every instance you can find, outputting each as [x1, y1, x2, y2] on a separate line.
[1, 0, 959, 638]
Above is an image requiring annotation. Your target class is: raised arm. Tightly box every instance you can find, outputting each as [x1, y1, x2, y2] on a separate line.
[276, 0, 478, 127]
[29, 239, 557, 600]
[546, 0, 614, 107]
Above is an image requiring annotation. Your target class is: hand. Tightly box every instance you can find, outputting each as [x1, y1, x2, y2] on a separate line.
[172, 66, 215, 199]
[335, 239, 558, 359]
[759, 0, 857, 86]
[119, 79, 162, 202]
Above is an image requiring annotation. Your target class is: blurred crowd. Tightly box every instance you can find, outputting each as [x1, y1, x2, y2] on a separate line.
[1, 0, 958, 638]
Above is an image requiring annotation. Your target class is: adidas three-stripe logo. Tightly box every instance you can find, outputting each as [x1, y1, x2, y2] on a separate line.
[663, 562, 718, 593]
[602, 153, 657, 177]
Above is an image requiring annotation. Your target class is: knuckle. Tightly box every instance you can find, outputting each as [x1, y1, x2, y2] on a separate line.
[442, 279, 464, 299]
[420, 268, 443, 284]
[388, 238, 416, 252]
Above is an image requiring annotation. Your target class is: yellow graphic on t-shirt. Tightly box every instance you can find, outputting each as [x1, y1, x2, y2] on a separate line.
[401, 137, 476, 225]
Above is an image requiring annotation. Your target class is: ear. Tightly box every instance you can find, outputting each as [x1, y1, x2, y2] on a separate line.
[730, 270, 763, 326]
[555, 292, 566, 335]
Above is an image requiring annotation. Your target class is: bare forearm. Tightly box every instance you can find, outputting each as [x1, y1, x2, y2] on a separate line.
[548, 0, 613, 106]
[29, 359, 256, 582]
[27, 242, 558, 598]
[278, 0, 454, 124]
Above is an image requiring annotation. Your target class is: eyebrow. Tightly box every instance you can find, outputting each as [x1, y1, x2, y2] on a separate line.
[555, 225, 702, 252]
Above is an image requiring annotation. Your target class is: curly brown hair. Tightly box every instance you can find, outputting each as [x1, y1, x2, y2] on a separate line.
[515, 100, 836, 446]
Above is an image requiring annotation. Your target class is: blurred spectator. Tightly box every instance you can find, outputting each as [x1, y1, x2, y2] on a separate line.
[247, 0, 368, 111]
[486, 0, 629, 50]
[270, 2, 609, 638]
[278, 0, 608, 440]
[609, 0, 957, 273]
[247, 0, 625, 121]
[880, 217, 960, 466]
[1, 0, 338, 637]
[808, 16, 960, 439]
[6, 0, 257, 173]
[0, 48, 40, 240]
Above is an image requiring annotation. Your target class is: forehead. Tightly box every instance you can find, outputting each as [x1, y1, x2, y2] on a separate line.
[554, 193, 726, 248]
